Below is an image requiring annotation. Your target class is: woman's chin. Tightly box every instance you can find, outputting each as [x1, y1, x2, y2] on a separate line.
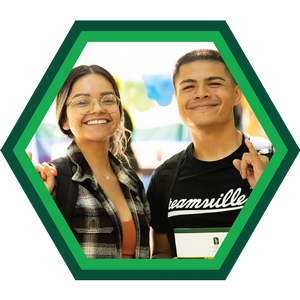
[75, 134, 112, 146]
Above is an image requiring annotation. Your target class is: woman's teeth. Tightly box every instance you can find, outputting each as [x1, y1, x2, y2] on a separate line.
[86, 119, 108, 125]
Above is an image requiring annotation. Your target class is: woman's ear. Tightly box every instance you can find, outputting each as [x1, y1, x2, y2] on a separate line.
[62, 118, 70, 131]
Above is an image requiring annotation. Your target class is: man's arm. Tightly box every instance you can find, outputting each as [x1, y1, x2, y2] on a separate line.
[150, 227, 176, 259]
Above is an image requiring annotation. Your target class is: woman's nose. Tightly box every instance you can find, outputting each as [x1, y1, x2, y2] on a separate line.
[89, 99, 105, 114]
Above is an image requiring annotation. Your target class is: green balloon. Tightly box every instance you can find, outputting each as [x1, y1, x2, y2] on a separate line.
[120, 80, 153, 111]
[134, 95, 153, 112]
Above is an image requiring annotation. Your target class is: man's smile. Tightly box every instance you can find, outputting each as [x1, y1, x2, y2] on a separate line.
[188, 101, 220, 111]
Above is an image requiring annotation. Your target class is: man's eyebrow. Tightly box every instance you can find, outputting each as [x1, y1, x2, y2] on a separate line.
[179, 76, 226, 86]
[72, 91, 115, 99]
[179, 79, 197, 85]
[205, 76, 226, 82]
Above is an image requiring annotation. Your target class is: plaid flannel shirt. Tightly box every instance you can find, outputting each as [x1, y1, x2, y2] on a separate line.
[52, 141, 150, 259]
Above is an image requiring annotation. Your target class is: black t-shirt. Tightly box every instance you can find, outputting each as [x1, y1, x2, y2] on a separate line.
[147, 134, 253, 255]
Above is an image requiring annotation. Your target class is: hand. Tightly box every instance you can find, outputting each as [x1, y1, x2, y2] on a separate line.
[232, 139, 269, 189]
[28, 150, 57, 194]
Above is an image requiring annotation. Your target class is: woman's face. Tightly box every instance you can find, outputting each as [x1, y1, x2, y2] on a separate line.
[63, 73, 120, 146]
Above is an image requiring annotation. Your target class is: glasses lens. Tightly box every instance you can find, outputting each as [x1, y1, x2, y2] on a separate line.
[73, 96, 93, 114]
[101, 94, 119, 113]
[73, 95, 120, 114]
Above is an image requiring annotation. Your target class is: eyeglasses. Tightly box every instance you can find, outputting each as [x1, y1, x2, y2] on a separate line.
[65, 94, 120, 114]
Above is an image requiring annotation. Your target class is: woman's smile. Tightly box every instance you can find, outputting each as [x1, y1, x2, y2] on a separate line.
[84, 118, 110, 125]
[63, 73, 120, 145]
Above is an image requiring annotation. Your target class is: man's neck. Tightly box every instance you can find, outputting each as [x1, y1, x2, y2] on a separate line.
[190, 125, 242, 162]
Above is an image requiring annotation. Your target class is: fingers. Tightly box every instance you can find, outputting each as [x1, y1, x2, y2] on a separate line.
[27, 151, 57, 176]
[239, 152, 254, 178]
[232, 159, 241, 172]
[42, 163, 58, 176]
[35, 164, 49, 180]
[240, 139, 262, 176]
[27, 150, 32, 161]
[233, 139, 270, 188]
[28, 155, 57, 193]
[35, 163, 57, 180]
[233, 140, 258, 180]
[233, 158, 251, 179]
[233, 140, 268, 175]
[244, 139, 269, 170]
[34, 163, 56, 193]
[244, 139, 260, 166]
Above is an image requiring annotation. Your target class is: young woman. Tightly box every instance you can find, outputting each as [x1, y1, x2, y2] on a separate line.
[29, 65, 150, 259]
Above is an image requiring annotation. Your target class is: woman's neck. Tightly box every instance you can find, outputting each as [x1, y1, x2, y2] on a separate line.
[75, 139, 111, 172]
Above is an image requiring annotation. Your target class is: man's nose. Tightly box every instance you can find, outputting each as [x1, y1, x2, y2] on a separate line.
[194, 85, 211, 100]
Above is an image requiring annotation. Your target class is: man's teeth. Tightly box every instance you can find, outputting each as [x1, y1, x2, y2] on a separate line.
[86, 120, 108, 125]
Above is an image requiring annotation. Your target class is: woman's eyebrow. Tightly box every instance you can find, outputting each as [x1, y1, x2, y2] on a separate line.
[72, 93, 90, 99]
[72, 91, 114, 99]
[99, 91, 115, 96]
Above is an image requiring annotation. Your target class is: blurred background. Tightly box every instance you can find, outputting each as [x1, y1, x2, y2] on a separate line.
[27, 42, 267, 189]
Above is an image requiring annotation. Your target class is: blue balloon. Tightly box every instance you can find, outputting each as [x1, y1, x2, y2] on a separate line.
[143, 75, 175, 106]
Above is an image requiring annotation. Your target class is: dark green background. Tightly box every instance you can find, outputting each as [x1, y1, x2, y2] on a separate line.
[0, 21, 300, 280]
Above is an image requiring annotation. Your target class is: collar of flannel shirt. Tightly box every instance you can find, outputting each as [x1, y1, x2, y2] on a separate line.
[66, 141, 139, 194]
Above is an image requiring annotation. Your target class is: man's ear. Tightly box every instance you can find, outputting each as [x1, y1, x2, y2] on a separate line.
[234, 85, 242, 106]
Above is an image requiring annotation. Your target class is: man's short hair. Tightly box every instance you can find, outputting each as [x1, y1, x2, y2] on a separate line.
[172, 49, 237, 89]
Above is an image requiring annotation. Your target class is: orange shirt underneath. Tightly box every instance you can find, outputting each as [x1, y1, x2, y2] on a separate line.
[121, 219, 136, 259]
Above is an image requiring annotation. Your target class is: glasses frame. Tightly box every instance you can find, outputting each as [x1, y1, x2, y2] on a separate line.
[65, 94, 121, 114]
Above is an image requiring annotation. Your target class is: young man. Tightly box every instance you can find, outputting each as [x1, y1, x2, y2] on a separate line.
[147, 49, 273, 258]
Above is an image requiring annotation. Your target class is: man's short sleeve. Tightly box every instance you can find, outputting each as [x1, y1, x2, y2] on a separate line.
[147, 167, 168, 234]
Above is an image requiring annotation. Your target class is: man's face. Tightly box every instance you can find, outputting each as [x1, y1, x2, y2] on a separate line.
[174, 61, 241, 131]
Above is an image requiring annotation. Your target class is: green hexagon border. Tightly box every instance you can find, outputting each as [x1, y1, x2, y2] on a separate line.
[13, 31, 287, 270]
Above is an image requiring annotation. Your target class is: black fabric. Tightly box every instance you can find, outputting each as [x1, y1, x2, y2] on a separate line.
[167, 140, 252, 254]
[147, 133, 273, 255]
[156, 150, 185, 218]
[49, 157, 78, 225]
